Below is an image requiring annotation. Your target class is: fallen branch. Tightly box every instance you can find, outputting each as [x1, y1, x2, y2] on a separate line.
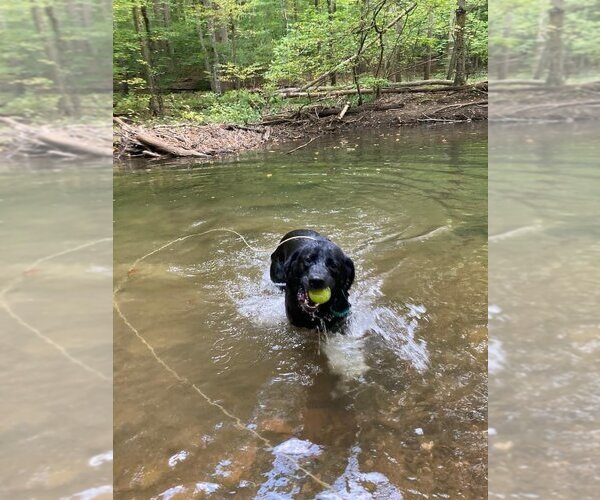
[430, 100, 488, 114]
[280, 81, 487, 98]
[0, 117, 112, 157]
[506, 99, 600, 114]
[286, 136, 318, 154]
[489, 79, 546, 86]
[113, 117, 210, 158]
[276, 79, 453, 95]
[417, 117, 470, 123]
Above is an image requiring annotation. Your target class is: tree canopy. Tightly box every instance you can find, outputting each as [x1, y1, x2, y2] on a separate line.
[0, 1, 112, 119]
[113, 0, 488, 117]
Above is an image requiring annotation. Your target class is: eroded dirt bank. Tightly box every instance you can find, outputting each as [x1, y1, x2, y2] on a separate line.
[113, 85, 488, 161]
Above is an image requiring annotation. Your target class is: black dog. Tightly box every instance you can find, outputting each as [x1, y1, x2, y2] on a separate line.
[270, 229, 355, 329]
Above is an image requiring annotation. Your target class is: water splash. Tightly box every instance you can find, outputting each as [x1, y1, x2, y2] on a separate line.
[315, 445, 403, 499]
[225, 258, 429, 376]
[256, 438, 323, 498]
[62, 485, 112, 500]
[88, 450, 112, 468]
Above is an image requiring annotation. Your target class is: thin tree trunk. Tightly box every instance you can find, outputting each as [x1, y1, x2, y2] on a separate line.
[546, 0, 565, 86]
[203, 1, 223, 94]
[281, 0, 289, 30]
[196, 20, 215, 90]
[498, 13, 512, 80]
[31, 2, 79, 117]
[453, 0, 467, 86]
[446, 9, 456, 80]
[152, 0, 175, 65]
[532, 10, 547, 79]
[393, 17, 406, 82]
[132, 5, 164, 116]
[327, 0, 337, 85]
[424, 11, 434, 80]
[230, 17, 239, 89]
[44, 5, 81, 114]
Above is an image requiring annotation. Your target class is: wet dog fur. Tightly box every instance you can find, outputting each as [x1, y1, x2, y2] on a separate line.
[270, 229, 355, 329]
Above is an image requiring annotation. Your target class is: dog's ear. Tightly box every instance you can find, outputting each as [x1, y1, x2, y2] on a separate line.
[284, 250, 300, 282]
[343, 256, 355, 290]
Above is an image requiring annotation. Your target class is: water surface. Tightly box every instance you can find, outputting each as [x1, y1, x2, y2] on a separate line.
[489, 124, 600, 498]
[0, 161, 112, 499]
[114, 124, 487, 498]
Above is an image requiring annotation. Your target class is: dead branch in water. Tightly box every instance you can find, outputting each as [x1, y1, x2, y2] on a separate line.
[113, 117, 268, 159]
[113, 117, 210, 157]
[286, 136, 318, 154]
[0, 117, 112, 158]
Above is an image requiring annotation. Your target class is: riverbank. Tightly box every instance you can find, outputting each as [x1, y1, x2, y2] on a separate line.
[113, 83, 488, 160]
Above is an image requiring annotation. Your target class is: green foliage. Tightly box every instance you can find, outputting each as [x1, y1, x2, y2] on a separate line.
[110, 0, 493, 121]
[0, 1, 112, 120]
[489, 0, 600, 79]
[115, 89, 267, 124]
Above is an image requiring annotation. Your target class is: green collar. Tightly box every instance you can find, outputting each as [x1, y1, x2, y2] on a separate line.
[330, 306, 351, 318]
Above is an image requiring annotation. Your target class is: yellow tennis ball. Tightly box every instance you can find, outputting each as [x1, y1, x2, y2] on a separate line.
[308, 287, 331, 304]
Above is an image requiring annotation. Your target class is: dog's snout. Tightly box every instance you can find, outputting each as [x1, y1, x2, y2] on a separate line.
[308, 277, 326, 289]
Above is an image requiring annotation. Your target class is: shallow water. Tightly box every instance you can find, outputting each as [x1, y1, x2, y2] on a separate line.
[0, 161, 113, 498]
[114, 124, 488, 498]
[488, 124, 600, 498]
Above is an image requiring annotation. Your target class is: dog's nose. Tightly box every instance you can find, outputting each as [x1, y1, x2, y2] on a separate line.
[309, 277, 326, 289]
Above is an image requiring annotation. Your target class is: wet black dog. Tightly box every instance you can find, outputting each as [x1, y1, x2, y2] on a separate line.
[270, 229, 355, 329]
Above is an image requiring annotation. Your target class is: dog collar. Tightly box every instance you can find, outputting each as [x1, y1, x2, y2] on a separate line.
[330, 306, 351, 318]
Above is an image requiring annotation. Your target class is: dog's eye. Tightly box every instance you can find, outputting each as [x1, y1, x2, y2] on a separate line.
[326, 258, 337, 269]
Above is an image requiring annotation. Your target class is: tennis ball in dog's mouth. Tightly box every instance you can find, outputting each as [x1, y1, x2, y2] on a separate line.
[308, 287, 331, 304]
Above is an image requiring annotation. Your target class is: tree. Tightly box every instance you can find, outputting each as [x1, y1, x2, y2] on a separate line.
[546, 0, 565, 86]
[132, 3, 164, 115]
[452, 0, 467, 86]
[0, 0, 112, 119]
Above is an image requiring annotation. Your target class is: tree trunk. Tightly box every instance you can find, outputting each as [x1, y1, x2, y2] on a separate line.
[327, 0, 337, 85]
[196, 20, 215, 91]
[203, 1, 223, 94]
[31, 2, 79, 117]
[498, 13, 512, 80]
[393, 17, 406, 82]
[532, 9, 547, 79]
[152, 0, 175, 64]
[446, 9, 455, 79]
[132, 5, 164, 116]
[453, 0, 467, 86]
[230, 17, 239, 89]
[424, 11, 434, 80]
[546, 0, 565, 86]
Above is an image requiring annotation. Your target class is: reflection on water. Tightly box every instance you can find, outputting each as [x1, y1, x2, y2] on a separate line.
[489, 124, 600, 498]
[114, 124, 487, 498]
[0, 161, 112, 498]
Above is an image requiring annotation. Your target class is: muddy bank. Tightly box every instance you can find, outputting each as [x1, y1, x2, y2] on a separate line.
[114, 85, 488, 161]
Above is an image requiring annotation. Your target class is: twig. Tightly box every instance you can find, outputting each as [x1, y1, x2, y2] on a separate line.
[430, 100, 488, 114]
[286, 136, 318, 154]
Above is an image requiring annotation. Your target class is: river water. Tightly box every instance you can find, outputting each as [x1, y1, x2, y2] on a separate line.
[489, 124, 600, 498]
[113, 124, 487, 498]
[0, 161, 113, 498]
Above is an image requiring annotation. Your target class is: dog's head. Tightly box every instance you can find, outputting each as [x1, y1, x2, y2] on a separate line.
[284, 241, 354, 314]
